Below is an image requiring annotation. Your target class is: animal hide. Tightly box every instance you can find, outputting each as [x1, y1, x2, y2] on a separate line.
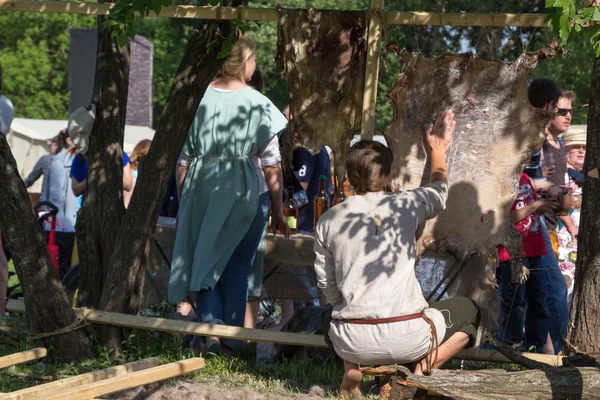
[276, 8, 367, 179]
[384, 44, 561, 326]
[385, 43, 560, 262]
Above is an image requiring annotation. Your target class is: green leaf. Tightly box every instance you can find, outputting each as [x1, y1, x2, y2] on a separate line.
[553, 0, 569, 7]
[566, 2, 576, 19]
[593, 8, 600, 22]
[559, 14, 571, 42]
[545, 0, 556, 7]
[217, 39, 234, 59]
[117, 30, 128, 47]
[574, 23, 582, 33]
[125, 9, 135, 24]
[103, 19, 119, 28]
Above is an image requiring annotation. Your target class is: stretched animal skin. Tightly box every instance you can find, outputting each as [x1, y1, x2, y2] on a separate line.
[384, 44, 560, 326]
[276, 8, 367, 179]
[385, 43, 560, 262]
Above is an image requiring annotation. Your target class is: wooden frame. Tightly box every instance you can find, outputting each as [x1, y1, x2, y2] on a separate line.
[5, 299, 564, 366]
[0, 0, 549, 141]
[0, 1, 548, 27]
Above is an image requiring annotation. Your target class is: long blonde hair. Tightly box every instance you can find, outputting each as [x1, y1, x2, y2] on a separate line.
[130, 139, 151, 171]
[219, 36, 256, 83]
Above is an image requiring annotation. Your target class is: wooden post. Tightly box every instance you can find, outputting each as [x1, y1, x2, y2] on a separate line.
[360, 0, 384, 140]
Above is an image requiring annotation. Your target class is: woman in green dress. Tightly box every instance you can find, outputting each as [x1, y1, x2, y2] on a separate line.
[170, 36, 289, 354]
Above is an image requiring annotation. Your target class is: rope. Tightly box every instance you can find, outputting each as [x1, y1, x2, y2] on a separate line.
[29, 314, 89, 340]
[421, 312, 439, 376]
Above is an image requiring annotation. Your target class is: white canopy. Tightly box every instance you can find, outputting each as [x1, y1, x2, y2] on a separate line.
[7, 118, 155, 193]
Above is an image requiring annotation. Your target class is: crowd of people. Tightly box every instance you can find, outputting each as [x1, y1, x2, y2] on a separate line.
[497, 78, 585, 356]
[0, 36, 590, 399]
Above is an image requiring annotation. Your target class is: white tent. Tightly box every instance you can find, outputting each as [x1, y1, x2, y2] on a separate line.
[7, 118, 155, 193]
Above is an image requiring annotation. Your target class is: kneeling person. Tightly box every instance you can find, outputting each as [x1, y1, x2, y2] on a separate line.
[313, 111, 480, 398]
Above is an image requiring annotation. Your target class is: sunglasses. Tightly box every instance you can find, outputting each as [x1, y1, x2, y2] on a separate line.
[556, 108, 573, 116]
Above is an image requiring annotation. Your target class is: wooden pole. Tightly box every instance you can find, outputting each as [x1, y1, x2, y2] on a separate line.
[2, 358, 160, 400]
[5, 299, 565, 366]
[33, 358, 204, 400]
[0, 1, 548, 27]
[360, 0, 384, 140]
[0, 348, 47, 369]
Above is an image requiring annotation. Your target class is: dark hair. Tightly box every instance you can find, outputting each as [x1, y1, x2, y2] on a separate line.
[248, 67, 264, 93]
[56, 129, 68, 150]
[50, 135, 64, 153]
[346, 140, 393, 194]
[528, 78, 561, 108]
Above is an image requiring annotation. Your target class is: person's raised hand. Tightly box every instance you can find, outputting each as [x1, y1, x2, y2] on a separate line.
[425, 110, 455, 153]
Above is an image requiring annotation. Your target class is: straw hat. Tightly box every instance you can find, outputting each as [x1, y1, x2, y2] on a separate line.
[67, 104, 96, 155]
[561, 130, 586, 148]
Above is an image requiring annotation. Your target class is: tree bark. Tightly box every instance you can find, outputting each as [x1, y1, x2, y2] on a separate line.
[386, 366, 600, 400]
[0, 136, 92, 362]
[76, 18, 130, 310]
[97, 22, 237, 356]
[567, 55, 600, 354]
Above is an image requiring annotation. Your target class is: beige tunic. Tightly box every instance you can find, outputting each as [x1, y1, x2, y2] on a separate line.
[314, 182, 448, 365]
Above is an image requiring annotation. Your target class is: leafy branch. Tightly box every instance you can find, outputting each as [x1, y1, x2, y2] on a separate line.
[546, 0, 600, 55]
[104, 0, 258, 55]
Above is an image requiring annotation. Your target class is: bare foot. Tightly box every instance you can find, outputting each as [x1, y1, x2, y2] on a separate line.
[339, 369, 363, 399]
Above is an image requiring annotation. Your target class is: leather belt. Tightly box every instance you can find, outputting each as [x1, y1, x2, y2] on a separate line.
[340, 312, 424, 324]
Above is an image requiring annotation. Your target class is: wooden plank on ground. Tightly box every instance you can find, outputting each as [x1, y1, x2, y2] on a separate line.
[4, 300, 564, 366]
[1, 357, 160, 400]
[0, 348, 47, 369]
[32, 358, 204, 400]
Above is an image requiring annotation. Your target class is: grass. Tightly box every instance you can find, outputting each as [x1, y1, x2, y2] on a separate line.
[0, 313, 364, 398]
[0, 311, 526, 398]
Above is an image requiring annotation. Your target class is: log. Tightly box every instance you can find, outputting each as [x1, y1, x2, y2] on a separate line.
[32, 358, 204, 400]
[0, 348, 47, 369]
[2, 357, 160, 400]
[389, 366, 600, 400]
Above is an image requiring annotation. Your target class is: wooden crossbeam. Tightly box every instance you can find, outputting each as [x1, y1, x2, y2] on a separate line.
[30, 358, 204, 400]
[0, 348, 47, 370]
[6, 299, 564, 366]
[6, 299, 326, 348]
[1, 357, 160, 400]
[0, 0, 548, 28]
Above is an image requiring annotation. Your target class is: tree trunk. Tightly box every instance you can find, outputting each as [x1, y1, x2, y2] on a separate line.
[0, 136, 92, 362]
[97, 22, 237, 356]
[386, 367, 600, 400]
[76, 18, 130, 310]
[567, 56, 600, 354]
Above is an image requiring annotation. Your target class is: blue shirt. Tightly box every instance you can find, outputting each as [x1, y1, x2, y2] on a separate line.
[70, 152, 131, 183]
[293, 147, 332, 235]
